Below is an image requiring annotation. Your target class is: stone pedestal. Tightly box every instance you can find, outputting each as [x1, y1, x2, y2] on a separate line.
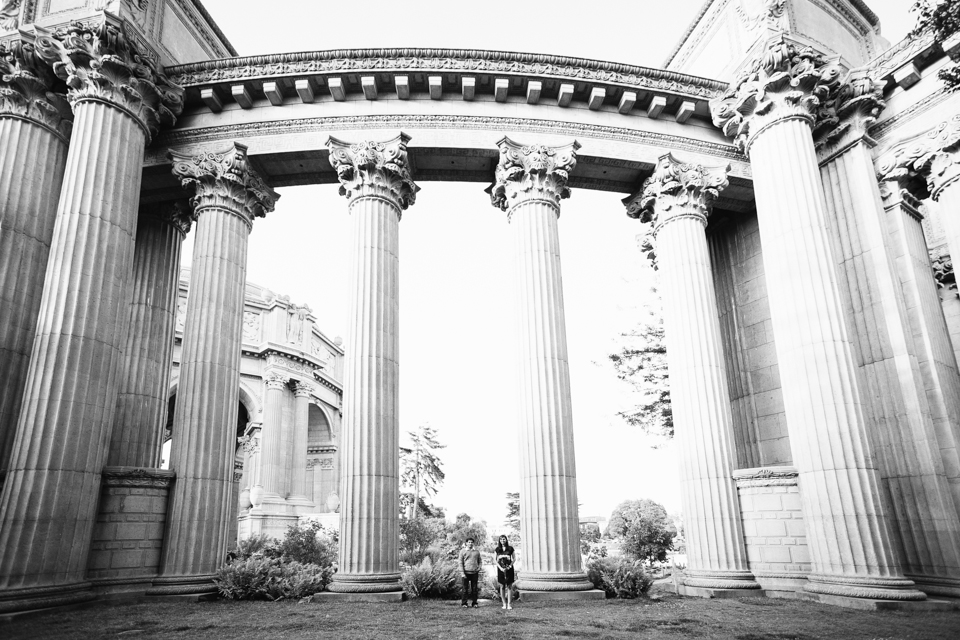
[711, 38, 924, 601]
[325, 134, 417, 594]
[487, 138, 592, 592]
[625, 155, 758, 591]
[0, 40, 71, 482]
[109, 203, 193, 468]
[151, 143, 277, 596]
[0, 19, 182, 613]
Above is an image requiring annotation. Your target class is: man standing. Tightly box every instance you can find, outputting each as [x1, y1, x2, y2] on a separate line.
[459, 537, 482, 608]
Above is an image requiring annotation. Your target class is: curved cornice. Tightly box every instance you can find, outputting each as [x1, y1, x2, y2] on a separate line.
[164, 47, 727, 100]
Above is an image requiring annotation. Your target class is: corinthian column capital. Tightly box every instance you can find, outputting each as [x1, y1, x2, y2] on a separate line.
[875, 114, 960, 201]
[710, 36, 844, 152]
[624, 153, 730, 229]
[0, 38, 72, 140]
[486, 137, 580, 216]
[169, 142, 279, 228]
[326, 133, 419, 213]
[141, 200, 196, 237]
[815, 72, 885, 155]
[32, 17, 183, 141]
[293, 381, 315, 398]
[264, 373, 288, 391]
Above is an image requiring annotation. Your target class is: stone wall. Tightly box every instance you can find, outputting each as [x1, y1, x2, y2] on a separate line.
[87, 467, 174, 592]
[733, 466, 810, 593]
[710, 212, 792, 469]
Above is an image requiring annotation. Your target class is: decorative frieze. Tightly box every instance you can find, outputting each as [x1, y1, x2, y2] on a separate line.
[101, 466, 175, 489]
[0, 38, 72, 140]
[710, 36, 843, 152]
[33, 18, 183, 140]
[486, 137, 579, 216]
[169, 142, 279, 227]
[732, 465, 800, 489]
[327, 134, 418, 211]
[0, 0, 19, 31]
[875, 114, 960, 200]
[931, 250, 959, 298]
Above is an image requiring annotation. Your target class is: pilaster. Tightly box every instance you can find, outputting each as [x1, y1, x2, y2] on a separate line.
[487, 137, 593, 592]
[711, 36, 926, 601]
[624, 154, 758, 591]
[0, 17, 182, 613]
[325, 133, 416, 594]
[151, 143, 277, 596]
[109, 201, 194, 468]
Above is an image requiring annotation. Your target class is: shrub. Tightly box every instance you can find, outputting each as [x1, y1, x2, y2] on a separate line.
[400, 517, 445, 566]
[480, 570, 519, 601]
[586, 557, 652, 599]
[230, 533, 278, 561]
[400, 557, 461, 599]
[279, 520, 338, 567]
[216, 556, 332, 600]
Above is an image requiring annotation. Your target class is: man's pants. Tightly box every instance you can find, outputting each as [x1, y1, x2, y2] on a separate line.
[461, 572, 479, 605]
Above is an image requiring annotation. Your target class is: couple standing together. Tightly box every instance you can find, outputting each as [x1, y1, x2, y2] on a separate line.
[459, 535, 516, 609]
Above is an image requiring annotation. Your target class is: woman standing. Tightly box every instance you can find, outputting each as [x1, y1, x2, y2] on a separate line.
[495, 535, 516, 609]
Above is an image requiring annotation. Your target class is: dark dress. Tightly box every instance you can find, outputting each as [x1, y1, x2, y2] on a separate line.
[496, 545, 515, 585]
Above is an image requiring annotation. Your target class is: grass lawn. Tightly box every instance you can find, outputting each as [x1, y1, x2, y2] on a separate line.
[3, 593, 958, 640]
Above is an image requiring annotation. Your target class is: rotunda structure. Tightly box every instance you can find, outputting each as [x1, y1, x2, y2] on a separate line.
[0, 0, 959, 612]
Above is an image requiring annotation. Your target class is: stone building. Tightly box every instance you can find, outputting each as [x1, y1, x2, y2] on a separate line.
[2, 0, 960, 612]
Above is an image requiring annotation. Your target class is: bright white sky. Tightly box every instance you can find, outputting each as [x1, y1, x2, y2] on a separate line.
[184, 0, 916, 529]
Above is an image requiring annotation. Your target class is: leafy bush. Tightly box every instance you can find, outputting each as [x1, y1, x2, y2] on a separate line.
[586, 557, 652, 599]
[216, 556, 332, 600]
[230, 533, 278, 561]
[400, 517, 445, 566]
[278, 520, 338, 567]
[480, 570, 519, 601]
[400, 557, 461, 599]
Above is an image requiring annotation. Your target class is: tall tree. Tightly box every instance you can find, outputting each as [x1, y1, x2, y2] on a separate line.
[606, 498, 677, 564]
[608, 288, 672, 442]
[912, 1, 960, 91]
[400, 424, 446, 519]
[504, 491, 520, 531]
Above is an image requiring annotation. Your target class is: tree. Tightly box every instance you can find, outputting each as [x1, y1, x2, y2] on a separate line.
[606, 499, 677, 565]
[608, 288, 672, 442]
[399, 517, 446, 565]
[400, 424, 446, 519]
[444, 513, 490, 554]
[913, 0, 960, 91]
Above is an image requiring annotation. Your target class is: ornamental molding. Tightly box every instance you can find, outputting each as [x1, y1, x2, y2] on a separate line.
[734, 0, 788, 35]
[326, 133, 418, 211]
[733, 465, 799, 488]
[0, 37, 72, 141]
[264, 350, 324, 378]
[870, 86, 947, 143]
[710, 36, 843, 153]
[0, 0, 19, 31]
[931, 249, 958, 299]
[166, 48, 727, 101]
[169, 142, 279, 226]
[237, 433, 260, 455]
[307, 457, 333, 470]
[623, 152, 729, 230]
[814, 72, 885, 160]
[293, 380, 316, 398]
[865, 32, 936, 83]
[875, 114, 960, 201]
[33, 17, 183, 141]
[486, 137, 579, 216]
[141, 199, 194, 236]
[101, 466, 175, 488]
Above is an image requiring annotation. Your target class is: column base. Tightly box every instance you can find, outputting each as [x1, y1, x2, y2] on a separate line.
[683, 569, 760, 590]
[803, 573, 927, 601]
[906, 574, 960, 598]
[515, 571, 594, 592]
[0, 582, 96, 614]
[328, 572, 403, 593]
[146, 575, 218, 596]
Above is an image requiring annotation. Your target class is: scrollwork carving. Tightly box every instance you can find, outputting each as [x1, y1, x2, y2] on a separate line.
[815, 72, 885, 154]
[0, 38, 72, 140]
[710, 36, 843, 152]
[0, 0, 20, 31]
[33, 18, 183, 142]
[326, 133, 419, 212]
[875, 114, 960, 201]
[931, 250, 958, 298]
[486, 137, 579, 216]
[169, 142, 279, 226]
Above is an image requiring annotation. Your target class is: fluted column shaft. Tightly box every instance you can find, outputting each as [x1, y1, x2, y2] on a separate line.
[291, 384, 312, 502]
[108, 205, 191, 467]
[152, 143, 277, 595]
[750, 117, 923, 599]
[0, 115, 69, 480]
[0, 100, 145, 610]
[257, 377, 287, 502]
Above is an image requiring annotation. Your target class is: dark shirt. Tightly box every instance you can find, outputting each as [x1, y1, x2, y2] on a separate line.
[496, 545, 514, 570]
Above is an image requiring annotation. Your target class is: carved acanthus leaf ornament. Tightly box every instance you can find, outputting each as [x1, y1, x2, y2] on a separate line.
[33, 18, 183, 141]
[326, 133, 419, 212]
[169, 142, 279, 226]
[0, 0, 20, 31]
[875, 114, 960, 201]
[815, 72, 885, 151]
[141, 199, 195, 236]
[0, 39, 72, 139]
[486, 137, 580, 215]
[931, 249, 958, 298]
[710, 37, 843, 152]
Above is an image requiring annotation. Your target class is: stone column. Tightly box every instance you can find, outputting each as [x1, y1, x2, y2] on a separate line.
[325, 134, 418, 595]
[0, 38, 72, 482]
[150, 143, 278, 595]
[711, 37, 924, 601]
[486, 138, 593, 593]
[257, 374, 288, 504]
[623, 155, 758, 592]
[109, 202, 194, 468]
[0, 21, 182, 613]
[290, 382, 314, 505]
